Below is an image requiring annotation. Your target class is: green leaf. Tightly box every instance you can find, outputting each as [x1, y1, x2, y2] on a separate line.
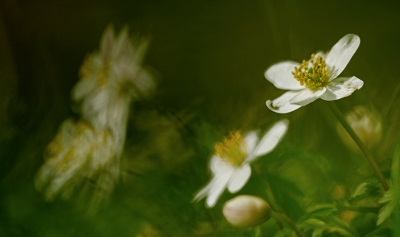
[363, 227, 391, 237]
[377, 139, 400, 226]
[274, 228, 295, 237]
[298, 215, 359, 237]
[352, 182, 370, 198]
[303, 204, 336, 220]
[377, 191, 394, 225]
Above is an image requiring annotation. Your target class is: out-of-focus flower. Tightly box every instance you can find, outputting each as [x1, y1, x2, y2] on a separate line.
[265, 34, 363, 113]
[336, 105, 382, 152]
[35, 119, 118, 201]
[222, 195, 271, 227]
[73, 25, 155, 133]
[193, 119, 289, 208]
[35, 25, 154, 209]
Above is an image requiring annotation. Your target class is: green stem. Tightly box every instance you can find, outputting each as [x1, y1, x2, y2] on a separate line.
[272, 212, 305, 237]
[327, 101, 389, 191]
[261, 176, 305, 237]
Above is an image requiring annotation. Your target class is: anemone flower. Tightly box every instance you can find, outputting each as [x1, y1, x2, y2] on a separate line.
[265, 34, 363, 113]
[193, 119, 289, 208]
[35, 25, 154, 210]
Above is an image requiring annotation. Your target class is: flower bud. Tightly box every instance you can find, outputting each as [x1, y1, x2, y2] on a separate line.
[336, 105, 382, 152]
[222, 195, 271, 227]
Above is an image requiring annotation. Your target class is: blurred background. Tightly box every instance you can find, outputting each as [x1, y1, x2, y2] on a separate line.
[1, 0, 400, 236]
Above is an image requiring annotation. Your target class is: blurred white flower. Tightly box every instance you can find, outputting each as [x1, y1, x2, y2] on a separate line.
[265, 34, 363, 113]
[35, 25, 154, 208]
[337, 105, 382, 152]
[222, 195, 271, 227]
[73, 25, 155, 134]
[35, 119, 118, 201]
[193, 119, 289, 208]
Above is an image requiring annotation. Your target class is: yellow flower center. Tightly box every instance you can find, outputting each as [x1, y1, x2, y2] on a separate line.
[292, 54, 329, 89]
[214, 131, 247, 166]
[79, 54, 110, 86]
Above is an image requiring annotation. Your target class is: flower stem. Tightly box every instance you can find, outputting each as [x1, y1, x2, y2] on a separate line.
[260, 176, 305, 237]
[272, 212, 305, 237]
[327, 101, 389, 191]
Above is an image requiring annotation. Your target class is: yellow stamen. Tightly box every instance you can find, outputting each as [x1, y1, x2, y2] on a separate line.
[292, 54, 329, 89]
[97, 62, 110, 86]
[79, 55, 94, 79]
[79, 54, 110, 86]
[214, 131, 247, 166]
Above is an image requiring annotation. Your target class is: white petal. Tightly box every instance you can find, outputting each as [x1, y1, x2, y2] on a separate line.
[227, 165, 251, 193]
[289, 87, 326, 106]
[326, 34, 360, 80]
[193, 179, 213, 202]
[265, 61, 305, 90]
[210, 155, 235, 175]
[100, 25, 115, 61]
[320, 76, 364, 101]
[243, 131, 258, 154]
[71, 77, 98, 102]
[245, 119, 289, 163]
[315, 51, 327, 59]
[114, 26, 130, 57]
[266, 91, 303, 114]
[206, 170, 234, 208]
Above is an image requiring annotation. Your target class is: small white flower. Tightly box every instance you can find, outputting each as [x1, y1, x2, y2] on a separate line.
[193, 119, 289, 208]
[35, 119, 119, 202]
[73, 25, 155, 133]
[35, 25, 155, 210]
[265, 34, 363, 113]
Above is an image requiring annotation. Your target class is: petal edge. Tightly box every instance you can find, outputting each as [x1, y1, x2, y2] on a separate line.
[326, 34, 360, 80]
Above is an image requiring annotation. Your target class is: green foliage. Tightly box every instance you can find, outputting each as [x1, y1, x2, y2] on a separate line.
[377, 139, 400, 233]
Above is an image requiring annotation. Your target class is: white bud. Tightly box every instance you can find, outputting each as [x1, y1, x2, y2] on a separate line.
[337, 105, 382, 152]
[222, 195, 271, 227]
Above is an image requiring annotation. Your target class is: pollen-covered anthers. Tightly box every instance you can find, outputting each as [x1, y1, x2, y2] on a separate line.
[292, 54, 329, 89]
[43, 120, 95, 173]
[79, 54, 110, 86]
[214, 131, 247, 166]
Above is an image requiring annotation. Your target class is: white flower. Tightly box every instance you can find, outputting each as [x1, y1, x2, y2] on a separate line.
[193, 119, 289, 208]
[72, 25, 155, 134]
[35, 25, 155, 210]
[265, 34, 364, 114]
[35, 119, 119, 202]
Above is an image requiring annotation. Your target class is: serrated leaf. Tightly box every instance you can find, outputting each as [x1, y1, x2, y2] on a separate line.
[349, 180, 383, 204]
[304, 204, 336, 219]
[377, 191, 395, 225]
[378, 189, 393, 204]
[351, 182, 369, 198]
[299, 215, 358, 237]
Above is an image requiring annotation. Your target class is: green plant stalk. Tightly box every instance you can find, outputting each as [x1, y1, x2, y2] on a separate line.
[261, 177, 305, 237]
[327, 101, 389, 191]
[391, 139, 400, 237]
